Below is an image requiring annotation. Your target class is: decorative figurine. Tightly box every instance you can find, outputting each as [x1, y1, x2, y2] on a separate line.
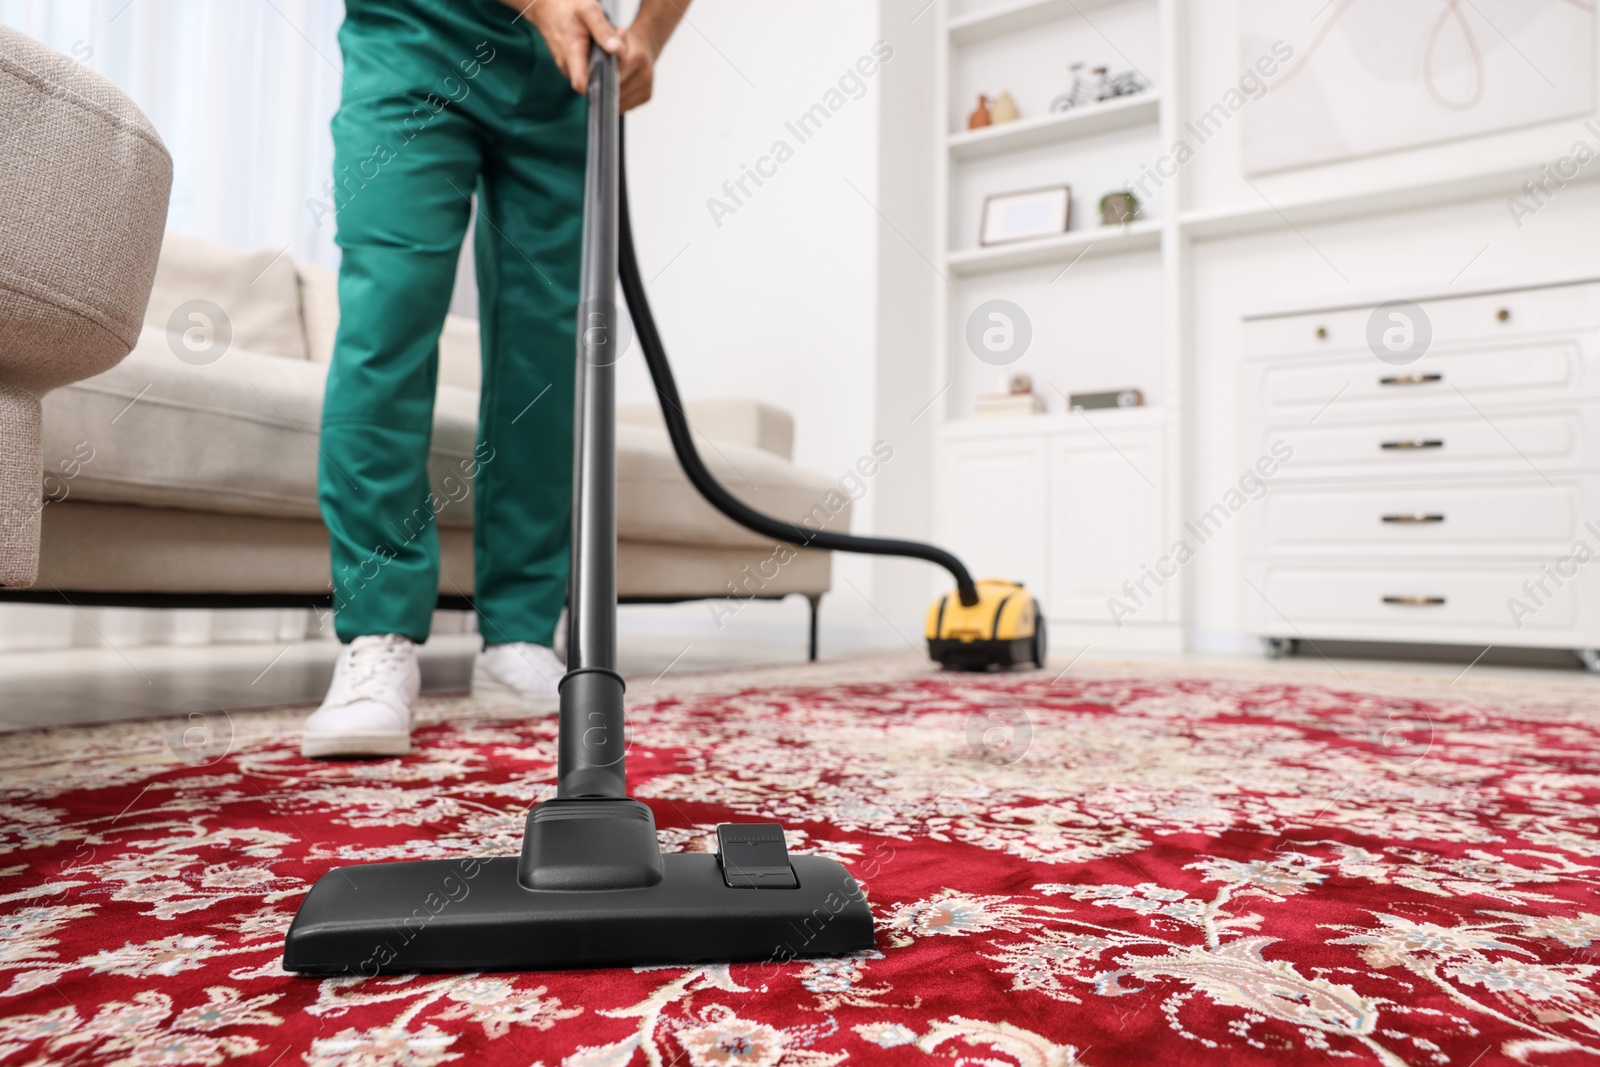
[1051, 63, 1148, 112]
[1050, 64, 1097, 112]
[1099, 190, 1142, 226]
[1101, 68, 1147, 100]
[967, 94, 992, 129]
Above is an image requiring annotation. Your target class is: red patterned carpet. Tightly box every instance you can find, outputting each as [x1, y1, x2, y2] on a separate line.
[4, 660, 1600, 1066]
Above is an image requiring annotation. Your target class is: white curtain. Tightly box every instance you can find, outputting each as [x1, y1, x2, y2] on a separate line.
[2, 0, 345, 267]
[0, 1, 349, 650]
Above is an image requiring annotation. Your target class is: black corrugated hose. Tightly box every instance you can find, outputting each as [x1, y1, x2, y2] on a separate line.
[616, 119, 981, 608]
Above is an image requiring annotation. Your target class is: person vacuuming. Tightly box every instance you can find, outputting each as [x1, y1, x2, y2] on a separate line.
[284, 7, 877, 973]
[303, 0, 689, 758]
[285, 0, 1006, 975]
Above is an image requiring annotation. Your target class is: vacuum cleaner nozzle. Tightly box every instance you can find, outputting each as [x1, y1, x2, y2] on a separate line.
[283, 831, 874, 975]
[283, 631, 874, 975]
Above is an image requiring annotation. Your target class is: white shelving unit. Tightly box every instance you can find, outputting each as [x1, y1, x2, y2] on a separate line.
[931, 0, 1186, 652]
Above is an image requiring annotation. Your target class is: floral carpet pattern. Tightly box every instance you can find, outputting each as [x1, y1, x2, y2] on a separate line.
[3, 661, 1600, 1065]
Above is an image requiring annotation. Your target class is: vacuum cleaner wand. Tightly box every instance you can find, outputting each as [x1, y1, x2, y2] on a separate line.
[282, 26, 874, 976]
[616, 122, 981, 608]
[560, 32, 626, 800]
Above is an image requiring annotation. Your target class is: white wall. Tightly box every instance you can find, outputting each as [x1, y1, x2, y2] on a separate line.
[868, 0, 944, 635]
[613, 0, 892, 650]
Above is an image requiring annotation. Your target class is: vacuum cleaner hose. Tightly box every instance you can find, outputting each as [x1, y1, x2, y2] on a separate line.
[616, 120, 981, 609]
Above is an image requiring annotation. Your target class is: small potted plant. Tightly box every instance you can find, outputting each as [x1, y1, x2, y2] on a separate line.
[1099, 189, 1141, 226]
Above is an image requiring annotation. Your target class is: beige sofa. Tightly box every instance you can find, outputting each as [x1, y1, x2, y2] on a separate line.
[0, 25, 172, 587]
[20, 232, 844, 651]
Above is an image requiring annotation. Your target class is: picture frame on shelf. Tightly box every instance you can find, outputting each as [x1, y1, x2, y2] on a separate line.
[979, 185, 1071, 247]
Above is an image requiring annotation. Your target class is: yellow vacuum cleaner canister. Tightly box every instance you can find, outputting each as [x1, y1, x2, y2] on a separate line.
[925, 578, 1046, 671]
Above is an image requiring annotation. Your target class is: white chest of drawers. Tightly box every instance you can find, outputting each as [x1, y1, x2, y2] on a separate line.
[1240, 279, 1600, 670]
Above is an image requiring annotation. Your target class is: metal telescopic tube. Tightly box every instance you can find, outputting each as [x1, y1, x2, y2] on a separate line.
[557, 31, 628, 799]
[567, 42, 619, 675]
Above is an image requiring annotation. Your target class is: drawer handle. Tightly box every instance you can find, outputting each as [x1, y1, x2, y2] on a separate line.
[1380, 439, 1444, 450]
[1379, 373, 1442, 386]
[1382, 513, 1445, 524]
[1383, 596, 1447, 606]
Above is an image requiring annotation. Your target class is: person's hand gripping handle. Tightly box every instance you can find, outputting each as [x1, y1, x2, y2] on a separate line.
[504, 0, 688, 111]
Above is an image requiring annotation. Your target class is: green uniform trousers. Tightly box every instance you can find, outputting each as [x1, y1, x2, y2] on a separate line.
[320, 0, 585, 647]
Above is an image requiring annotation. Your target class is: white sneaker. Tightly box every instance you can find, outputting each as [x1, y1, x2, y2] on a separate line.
[301, 634, 421, 758]
[471, 642, 564, 711]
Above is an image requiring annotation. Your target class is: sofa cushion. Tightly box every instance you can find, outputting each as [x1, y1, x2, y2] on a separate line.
[438, 316, 482, 391]
[296, 260, 340, 366]
[144, 232, 308, 361]
[40, 326, 478, 527]
[40, 330, 847, 549]
[618, 399, 793, 461]
[615, 423, 848, 548]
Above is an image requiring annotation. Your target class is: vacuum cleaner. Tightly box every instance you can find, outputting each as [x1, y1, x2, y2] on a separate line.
[282, 15, 1041, 977]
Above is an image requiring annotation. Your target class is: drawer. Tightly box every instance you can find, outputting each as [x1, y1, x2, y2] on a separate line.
[1253, 478, 1596, 557]
[1248, 562, 1585, 635]
[1245, 337, 1597, 415]
[1249, 405, 1600, 477]
[1242, 281, 1600, 358]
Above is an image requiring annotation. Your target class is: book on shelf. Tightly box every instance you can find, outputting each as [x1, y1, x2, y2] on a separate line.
[975, 392, 1045, 418]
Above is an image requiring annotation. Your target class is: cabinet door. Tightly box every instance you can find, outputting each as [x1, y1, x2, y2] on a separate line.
[1048, 427, 1167, 622]
[934, 435, 1050, 597]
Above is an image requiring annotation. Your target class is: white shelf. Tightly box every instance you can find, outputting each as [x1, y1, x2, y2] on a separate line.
[940, 405, 1171, 439]
[1178, 160, 1600, 243]
[949, 0, 1138, 46]
[948, 93, 1159, 160]
[946, 219, 1162, 276]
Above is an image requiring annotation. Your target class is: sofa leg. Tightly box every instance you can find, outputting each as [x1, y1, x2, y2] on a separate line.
[806, 593, 820, 663]
[0, 385, 41, 588]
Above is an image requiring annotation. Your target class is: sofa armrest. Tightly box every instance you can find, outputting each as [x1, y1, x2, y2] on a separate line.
[0, 386, 41, 587]
[0, 25, 172, 586]
[617, 398, 794, 461]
